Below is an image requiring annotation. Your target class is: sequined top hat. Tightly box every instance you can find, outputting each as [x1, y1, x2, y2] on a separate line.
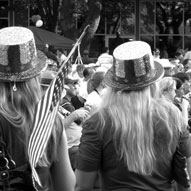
[104, 41, 164, 91]
[0, 26, 47, 82]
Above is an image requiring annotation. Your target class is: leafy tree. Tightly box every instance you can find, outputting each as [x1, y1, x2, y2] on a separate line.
[28, 0, 102, 54]
[60, 0, 102, 53]
[29, 0, 60, 31]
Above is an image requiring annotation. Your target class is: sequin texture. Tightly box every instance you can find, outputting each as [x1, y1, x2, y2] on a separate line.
[134, 56, 146, 77]
[0, 45, 8, 66]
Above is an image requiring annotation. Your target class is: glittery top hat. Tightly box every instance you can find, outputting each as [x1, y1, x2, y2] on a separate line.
[0, 26, 47, 82]
[103, 41, 164, 91]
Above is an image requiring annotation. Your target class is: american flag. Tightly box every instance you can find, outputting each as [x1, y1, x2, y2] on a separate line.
[28, 25, 90, 188]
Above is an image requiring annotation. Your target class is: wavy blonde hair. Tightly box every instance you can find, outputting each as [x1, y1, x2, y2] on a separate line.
[158, 77, 176, 97]
[99, 85, 183, 175]
[0, 77, 41, 130]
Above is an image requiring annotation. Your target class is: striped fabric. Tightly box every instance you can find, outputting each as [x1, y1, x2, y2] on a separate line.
[28, 77, 60, 187]
[28, 64, 67, 188]
[28, 25, 89, 189]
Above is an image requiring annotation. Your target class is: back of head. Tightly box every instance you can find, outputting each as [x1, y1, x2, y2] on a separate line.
[88, 71, 105, 93]
[158, 76, 175, 96]
[100, 41, 182, 174]
[0, 26, 47, 126]
[83, 67, 95, 79]
[91, 71, 105, 89]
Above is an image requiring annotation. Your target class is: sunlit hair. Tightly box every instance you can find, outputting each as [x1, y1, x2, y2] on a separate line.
[98, 85, 183, 175]
[0, 77, 41, 130]
[158, 77, 176, 97]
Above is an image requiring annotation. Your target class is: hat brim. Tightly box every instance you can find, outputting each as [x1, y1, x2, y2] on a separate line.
[0, 50, 47, 82]
[103, 61, 164, 91]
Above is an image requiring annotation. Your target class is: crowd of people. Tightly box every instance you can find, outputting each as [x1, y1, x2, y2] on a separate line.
[0, 26, 191, 191]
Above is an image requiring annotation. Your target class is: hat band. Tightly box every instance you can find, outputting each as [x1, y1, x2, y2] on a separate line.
[114, 54, 156, 85]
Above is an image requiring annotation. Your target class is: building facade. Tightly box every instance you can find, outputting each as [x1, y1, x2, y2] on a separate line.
[1, 0, 191, 58]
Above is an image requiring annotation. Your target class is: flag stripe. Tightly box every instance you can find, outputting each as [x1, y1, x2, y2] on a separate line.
[29, 83, 56, 165]
[28, 79, 55, 161]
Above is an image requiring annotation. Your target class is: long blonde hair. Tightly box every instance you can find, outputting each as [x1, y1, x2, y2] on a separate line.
[99, 85, 183, 175]
[0, 77, 60, 166]
[0, 77, 42, 141]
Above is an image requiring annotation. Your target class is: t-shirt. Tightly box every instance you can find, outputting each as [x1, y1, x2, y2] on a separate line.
[0, 113, 64, 191]
[76, 111, 191, 191]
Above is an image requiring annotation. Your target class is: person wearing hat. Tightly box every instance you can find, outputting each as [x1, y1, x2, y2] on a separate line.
[95, 47, 113, 72]
[0, 26, 75, 190]
[158, 76, 190, 128]
[75, 41, 191, 191]
[159, 58, 175, 76]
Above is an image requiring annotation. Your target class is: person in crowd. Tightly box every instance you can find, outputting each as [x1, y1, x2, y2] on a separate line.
[175, 50, 184, 65]
[173, 72, 191, 95]
[0, 26, 75, 190]
[96, 47, 113, 72]
[85, 71, 106, 115]
[82, 50, 95, 65]
[56, 48, 67, 67]
[184, 49, 191, 60]
[153, 48, 161, 61]
[159, 43, 168, 59]
[159, 58, 175, 76]
[74, 64, 86, 82]
[183, 59, 191, 72]
[78, 67, 95, 101]
[75, 41, 191, 191]
[158, 76, 190, 126]
[71, 64, 87, 110]
[60, 78, 89, 170]
[170, 59, 184, 74]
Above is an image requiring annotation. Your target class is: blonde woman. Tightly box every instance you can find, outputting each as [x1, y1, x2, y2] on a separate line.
[0, 27, 75, 191]
[158, 76, 190, 127]
[75, 41, 191, 191]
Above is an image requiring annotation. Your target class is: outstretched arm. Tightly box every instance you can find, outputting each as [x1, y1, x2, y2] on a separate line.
[50, 129, 76, 191]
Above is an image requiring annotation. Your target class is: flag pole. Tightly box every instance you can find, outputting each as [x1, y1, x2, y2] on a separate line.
[57, 24, 90, 74]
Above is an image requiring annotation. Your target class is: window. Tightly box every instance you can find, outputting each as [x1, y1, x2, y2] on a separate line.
[140, 0, 191, 58]
[0, 0, 9, 29]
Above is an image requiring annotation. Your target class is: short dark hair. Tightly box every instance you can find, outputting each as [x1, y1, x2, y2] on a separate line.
[182, 59, 191, 66]
[83, 67, 94, 78]
[173, 72, 189, 83]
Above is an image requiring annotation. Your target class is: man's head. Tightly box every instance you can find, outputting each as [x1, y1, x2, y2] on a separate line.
[64, 78, 79, 97]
